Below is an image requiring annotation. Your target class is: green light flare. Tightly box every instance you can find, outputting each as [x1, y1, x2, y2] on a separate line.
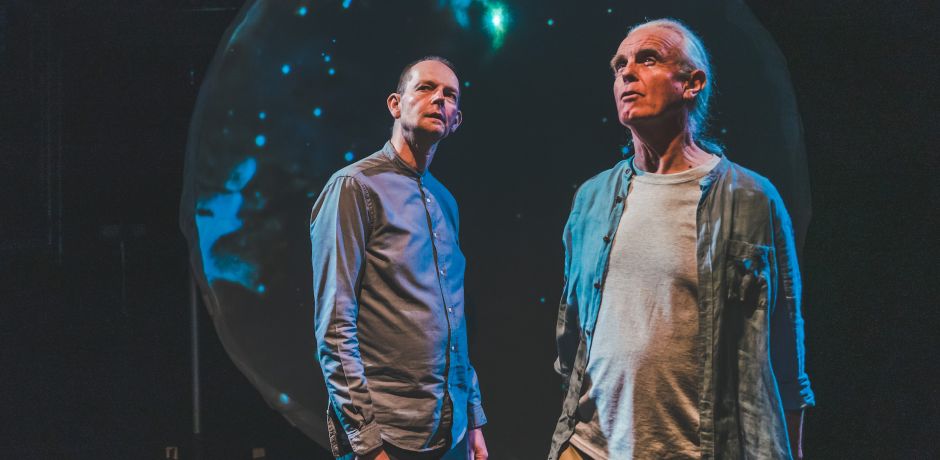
[484, 2, 510, 49]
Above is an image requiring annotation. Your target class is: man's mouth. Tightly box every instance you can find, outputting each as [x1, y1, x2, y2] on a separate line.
[425, 113, 445, 122]
[621, 91, 642, 100]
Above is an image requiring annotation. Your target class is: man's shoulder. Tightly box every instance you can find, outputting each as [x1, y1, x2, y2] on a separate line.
[575, 158, 632, 201]
[325, 148, 391, 185]
[723, 158, 783, 202]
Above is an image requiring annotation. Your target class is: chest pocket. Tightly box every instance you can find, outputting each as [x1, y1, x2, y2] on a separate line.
[725, 239, 774, 313]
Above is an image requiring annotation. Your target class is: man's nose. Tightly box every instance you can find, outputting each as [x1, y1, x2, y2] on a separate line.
[619, 62, 639, 82]
[431, 89, 446, 105]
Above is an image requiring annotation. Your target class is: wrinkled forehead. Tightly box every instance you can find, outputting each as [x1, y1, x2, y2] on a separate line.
[616, 26, 685, 58]
[404, 60, 460, 91]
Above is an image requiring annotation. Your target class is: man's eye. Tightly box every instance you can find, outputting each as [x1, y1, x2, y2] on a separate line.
[642, 56, 657, 65]
[417, 85, 431, 91]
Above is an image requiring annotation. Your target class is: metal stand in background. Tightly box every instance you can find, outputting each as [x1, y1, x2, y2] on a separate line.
[190, 270, 204, 460]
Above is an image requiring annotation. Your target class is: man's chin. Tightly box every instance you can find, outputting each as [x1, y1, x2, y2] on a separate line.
[619, 110, 656, 128]
[416, 124, 449, 140]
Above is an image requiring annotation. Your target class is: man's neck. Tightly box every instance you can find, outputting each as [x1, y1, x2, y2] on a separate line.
[391, 127, 438, 173]
[630, 123, 711, 174]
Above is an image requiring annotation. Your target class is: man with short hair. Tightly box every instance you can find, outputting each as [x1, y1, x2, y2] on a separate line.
[311, 57, 488, 460]
[548, 19, 815, 460]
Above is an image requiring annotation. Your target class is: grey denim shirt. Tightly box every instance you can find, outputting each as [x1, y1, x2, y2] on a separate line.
[310, 142, 486, 457]
[549, 154, 815, 460]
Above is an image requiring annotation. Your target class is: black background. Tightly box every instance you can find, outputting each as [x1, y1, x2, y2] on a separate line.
[2, 0, 938, 458]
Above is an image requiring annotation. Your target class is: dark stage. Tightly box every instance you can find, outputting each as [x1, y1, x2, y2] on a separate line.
[1, 0, 937, 458]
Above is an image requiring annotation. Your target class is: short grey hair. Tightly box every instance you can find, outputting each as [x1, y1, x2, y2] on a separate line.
[395, 56, 459, 96]
[628, 18, 715, 139]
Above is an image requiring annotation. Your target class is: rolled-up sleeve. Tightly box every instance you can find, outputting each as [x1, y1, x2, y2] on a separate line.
[310, 175, 383, 454]
[768, 190, 816, 411]
[554, 205, 581, 384]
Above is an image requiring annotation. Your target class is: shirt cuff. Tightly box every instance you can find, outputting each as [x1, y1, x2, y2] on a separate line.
[468, 403, 488, 429]
[348, 421, 383, 455]
[778, 376, 816, 411]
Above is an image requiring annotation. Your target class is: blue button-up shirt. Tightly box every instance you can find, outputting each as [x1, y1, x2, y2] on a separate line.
[310, 142, 486, 456]
[549, 155, 815, 460]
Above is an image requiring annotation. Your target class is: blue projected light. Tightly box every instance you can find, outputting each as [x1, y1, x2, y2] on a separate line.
[607, 8, 613, 14]
[194, 158, 259, 290]
[328, 67, 336, 75]
[258, 111, 266, 120]
[313, 107, 323, 117]
[621, 146, 630, 155]
[281, 64, 291, 74]
[344, 151, 354, 162]
[464, 81, 471, 88]
[342, 0, 352, 9]
[547, 18, 554, 26]
[297, 6, 307, 16]
[279, 393, 290, 404]
[255, 134, 267, 147]
[323, 54, 331, 62]
[258, 284, 266, 293]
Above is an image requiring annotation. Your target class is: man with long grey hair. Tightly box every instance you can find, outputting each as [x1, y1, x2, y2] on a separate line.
[548, 19, 815, 459]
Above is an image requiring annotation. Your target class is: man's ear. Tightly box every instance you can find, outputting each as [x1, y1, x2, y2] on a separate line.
[450, 110, 463, 135]
[387, 93, 402, 119]
[684, 69, 706, 101]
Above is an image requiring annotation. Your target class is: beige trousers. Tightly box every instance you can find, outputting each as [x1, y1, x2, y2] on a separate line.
[559, 444, 591, 460]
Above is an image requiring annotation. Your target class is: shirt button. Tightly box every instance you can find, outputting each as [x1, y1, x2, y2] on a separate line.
[439, 269, 446, 276]
[426, 197, 431, 204]
[432, 231, 439, 239]
[615, 196, 623, 203]
[448, 307, 454, 313]
[593, 282, 601, 289]
[451, 345, 456, 351]
[603, 235, 611, 243]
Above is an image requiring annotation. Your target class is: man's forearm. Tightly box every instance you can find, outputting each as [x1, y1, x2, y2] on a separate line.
[317, 321, 383, 454]
[785, 410, 804, 459]
[312, 175, 381, 454]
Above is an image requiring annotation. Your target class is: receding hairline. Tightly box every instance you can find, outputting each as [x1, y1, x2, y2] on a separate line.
[395, 56, 460, 95]
[613, 18, 718, 140]
[611, 22, 689, 69]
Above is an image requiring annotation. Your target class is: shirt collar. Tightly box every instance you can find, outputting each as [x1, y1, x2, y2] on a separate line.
[624, 152, 729, 180]
[381, 140, 428, 179]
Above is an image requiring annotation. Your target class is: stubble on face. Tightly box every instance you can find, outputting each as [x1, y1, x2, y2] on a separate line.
[397, 61, 462, 142]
